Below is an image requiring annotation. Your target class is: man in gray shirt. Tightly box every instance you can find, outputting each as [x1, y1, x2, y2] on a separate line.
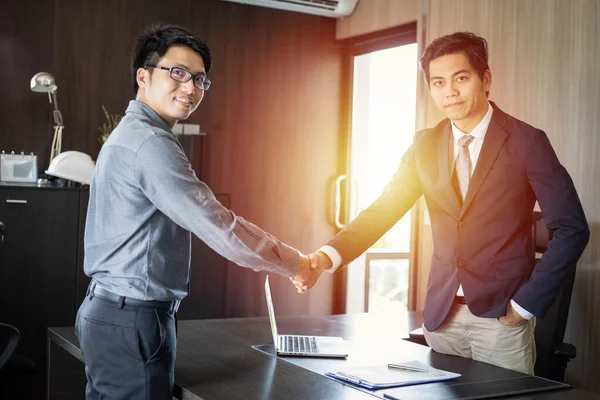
[76, 24, 318, 400]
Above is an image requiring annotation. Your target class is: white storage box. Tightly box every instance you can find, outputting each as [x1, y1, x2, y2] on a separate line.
[0, 152, 38, 183]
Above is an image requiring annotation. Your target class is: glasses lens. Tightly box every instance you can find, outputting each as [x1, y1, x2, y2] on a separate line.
[170, 67, 191, 83]
[194, 76, 211, 91]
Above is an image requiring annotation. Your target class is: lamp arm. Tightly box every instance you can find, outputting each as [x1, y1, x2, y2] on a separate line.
[50, 91, 63, 127]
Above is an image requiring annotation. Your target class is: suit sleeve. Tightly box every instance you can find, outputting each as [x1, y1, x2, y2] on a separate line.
[326, 142, 423, 266]
[512, 129, 589, 316]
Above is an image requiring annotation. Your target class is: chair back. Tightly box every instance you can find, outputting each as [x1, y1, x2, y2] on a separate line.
[0, 323, 20, 370]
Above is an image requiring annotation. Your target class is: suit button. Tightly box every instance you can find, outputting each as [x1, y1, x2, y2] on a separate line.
[458, 221, 466, 227]
[458, 260, 467, 267]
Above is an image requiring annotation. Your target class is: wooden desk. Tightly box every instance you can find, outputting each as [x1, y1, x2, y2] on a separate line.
[48, 312, 599, 399]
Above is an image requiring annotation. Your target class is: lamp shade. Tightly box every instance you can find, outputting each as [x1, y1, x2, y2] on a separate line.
[30, 72, 57, 93]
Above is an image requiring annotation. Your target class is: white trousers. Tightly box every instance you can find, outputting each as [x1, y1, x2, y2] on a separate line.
[422, 302, 536, 375]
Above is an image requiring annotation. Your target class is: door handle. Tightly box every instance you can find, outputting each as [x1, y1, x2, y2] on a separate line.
[334, 175, 360, 229]
[334, 175, 347, 229]
[0, 221, 5, 242]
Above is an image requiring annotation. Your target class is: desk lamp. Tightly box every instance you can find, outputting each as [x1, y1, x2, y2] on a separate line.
[30, 72, 64, 165]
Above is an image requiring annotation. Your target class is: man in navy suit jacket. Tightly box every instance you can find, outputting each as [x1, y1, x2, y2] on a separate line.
[293, 32, 589, 374]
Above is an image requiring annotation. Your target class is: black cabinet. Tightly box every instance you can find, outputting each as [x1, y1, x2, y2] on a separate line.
[75, 189, 90, 310]
[0, 184, 84, 399]
[0, 184, 229, 398]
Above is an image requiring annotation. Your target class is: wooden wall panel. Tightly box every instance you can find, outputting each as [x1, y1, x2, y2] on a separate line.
[192, 3, 343, 317]
[0, 0, 56, 167]
[0, 0, 342, 318]
[336, 0, 418, 39]
[419, 0, 600, 393]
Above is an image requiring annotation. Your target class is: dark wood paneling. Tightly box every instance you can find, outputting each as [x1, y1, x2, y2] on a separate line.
[0, 0, 57, 168]
[199, 4, 343, 318]
[1, 0, 343, 320]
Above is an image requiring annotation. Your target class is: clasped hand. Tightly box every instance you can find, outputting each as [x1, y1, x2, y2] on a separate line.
[289, 251, 332, 293]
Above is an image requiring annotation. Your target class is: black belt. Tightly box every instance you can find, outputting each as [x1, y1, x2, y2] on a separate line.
[88, 282, 181, 313]
[455, 296, 467, 305]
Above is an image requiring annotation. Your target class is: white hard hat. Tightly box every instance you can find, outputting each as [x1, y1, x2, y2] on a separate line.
[46, 151, 95, 185]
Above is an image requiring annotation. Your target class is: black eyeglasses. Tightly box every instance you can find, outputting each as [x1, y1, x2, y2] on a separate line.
[145, 65, 211, 91]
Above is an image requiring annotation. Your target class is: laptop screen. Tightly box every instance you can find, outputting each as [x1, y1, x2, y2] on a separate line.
[264, 276, 279, 348]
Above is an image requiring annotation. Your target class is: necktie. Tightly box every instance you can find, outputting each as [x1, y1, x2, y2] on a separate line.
[454, 135, 475, 200]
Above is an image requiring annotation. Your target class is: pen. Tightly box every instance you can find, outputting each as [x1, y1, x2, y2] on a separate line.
[388, 363, 429, 373]
[335, 371, 366, 385]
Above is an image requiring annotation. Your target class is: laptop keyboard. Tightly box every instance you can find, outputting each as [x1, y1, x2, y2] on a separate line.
[281, 335, 319, 353]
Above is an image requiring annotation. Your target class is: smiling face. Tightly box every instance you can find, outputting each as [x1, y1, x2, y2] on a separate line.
[428, 51, 491, 133]
[135, 45, 206, 128]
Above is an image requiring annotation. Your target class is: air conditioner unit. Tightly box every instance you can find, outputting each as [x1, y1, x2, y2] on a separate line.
[222, 0, 358, 18]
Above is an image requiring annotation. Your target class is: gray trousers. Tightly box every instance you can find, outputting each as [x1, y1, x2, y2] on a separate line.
[75, 291, 177, 400]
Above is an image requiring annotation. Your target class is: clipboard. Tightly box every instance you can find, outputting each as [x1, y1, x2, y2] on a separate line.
[325, 360, 460, 390]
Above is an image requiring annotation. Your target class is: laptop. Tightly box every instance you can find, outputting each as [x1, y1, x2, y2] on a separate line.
[264, 275, 348, 358]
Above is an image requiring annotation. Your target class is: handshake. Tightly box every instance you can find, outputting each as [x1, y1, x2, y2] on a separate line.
[289, 251, 333, 293]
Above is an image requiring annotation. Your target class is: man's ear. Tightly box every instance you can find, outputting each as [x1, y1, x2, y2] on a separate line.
[136, 67, 149, 89]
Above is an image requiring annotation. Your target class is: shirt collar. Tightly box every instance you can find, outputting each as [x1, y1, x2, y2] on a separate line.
[125, 100, 173, 133]
[451, 102, 493, 144]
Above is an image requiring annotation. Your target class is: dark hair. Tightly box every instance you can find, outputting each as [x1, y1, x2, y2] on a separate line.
[131, 24, 212, 96]
[420, 32, 489, 84]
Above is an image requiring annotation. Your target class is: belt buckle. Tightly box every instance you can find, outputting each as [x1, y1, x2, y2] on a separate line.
[171, 299, 181, 313]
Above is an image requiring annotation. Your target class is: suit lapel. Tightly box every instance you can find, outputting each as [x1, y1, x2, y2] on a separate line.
[434, 122, 461, 218]
[460, 108, 508, 218]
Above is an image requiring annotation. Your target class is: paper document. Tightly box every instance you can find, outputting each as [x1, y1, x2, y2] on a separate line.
[325, 360, 460, 389]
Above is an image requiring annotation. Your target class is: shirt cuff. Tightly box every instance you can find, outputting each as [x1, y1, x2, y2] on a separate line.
[317, 245, 343, 273]
[511, 299, 534, 320]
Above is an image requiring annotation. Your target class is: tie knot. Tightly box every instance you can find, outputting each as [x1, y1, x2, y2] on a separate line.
[458, 135, 474, 148]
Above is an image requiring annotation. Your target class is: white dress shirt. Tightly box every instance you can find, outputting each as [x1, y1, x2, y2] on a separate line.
[319, 102, 532, 320]
[452, 103, 494, 295]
